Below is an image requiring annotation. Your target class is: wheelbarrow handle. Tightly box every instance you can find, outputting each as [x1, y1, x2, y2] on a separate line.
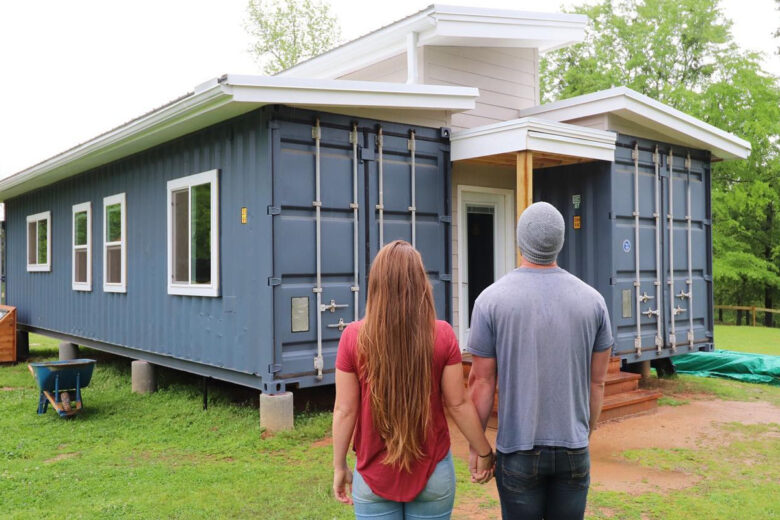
[28, 364, 35, 377]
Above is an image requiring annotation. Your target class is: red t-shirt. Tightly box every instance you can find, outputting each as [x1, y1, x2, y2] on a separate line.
[335, 319, 462, 502]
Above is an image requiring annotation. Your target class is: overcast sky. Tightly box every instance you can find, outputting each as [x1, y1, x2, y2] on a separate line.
[0, 0, 777, 179]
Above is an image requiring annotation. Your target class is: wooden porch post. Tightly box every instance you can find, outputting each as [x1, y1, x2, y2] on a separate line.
[516, 151, 533, 266]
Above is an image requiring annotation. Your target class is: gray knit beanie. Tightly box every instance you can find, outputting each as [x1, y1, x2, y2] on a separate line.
[516, 202, 565, 265]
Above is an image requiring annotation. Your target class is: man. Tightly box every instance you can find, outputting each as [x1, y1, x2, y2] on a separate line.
[468, 202, 613, 520]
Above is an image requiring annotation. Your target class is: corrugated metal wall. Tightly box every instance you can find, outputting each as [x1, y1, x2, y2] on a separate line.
[6, 108, 274, 385]
[535, 134, 713, 363]
[6, 105, 452, 391]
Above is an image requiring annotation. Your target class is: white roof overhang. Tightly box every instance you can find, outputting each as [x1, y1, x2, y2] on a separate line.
[518, 87, 751, 160]
[278, 4, 587, 79]
[0, 75, 478, 201]
[450, 117, 616, 162]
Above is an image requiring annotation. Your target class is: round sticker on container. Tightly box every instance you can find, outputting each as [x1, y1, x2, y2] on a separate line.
[622, 239, 631, 253]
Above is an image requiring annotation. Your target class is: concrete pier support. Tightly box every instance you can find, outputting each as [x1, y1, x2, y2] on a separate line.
[131, 360, 157, 394]
[638, 360, 652, 381]
[259, 392, 294, 433]
[16, 331, 29, 361]
[58, 342, 79, 360]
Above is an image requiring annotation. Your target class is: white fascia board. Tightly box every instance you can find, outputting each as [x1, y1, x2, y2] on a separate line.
[450, 117, 616, 162]
[278, 5, 586, 79]
[224, 75, 478, 110]
[518, 87, 751, 160]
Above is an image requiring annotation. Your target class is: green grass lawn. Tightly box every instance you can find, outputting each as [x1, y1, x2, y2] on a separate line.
[0, 335, 494, 520]
[2, 334, 780, 519]
[714, 324, 780, 356]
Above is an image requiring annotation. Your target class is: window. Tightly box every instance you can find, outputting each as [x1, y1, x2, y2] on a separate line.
[103, 193, 126, 293]
[26, 211, 51, 272]
[167, 169, 219, 296]
[72, 202, 92, 291]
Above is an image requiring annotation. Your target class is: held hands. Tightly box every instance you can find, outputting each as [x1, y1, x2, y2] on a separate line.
[469, 446, 495, 484]
[333, 463, 353, 505]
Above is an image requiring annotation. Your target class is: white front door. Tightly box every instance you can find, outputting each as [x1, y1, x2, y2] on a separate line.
[457, 186, 515, 349]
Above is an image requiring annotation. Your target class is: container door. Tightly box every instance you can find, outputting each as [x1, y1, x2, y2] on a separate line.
[270, 118, 365, 379]
[364, 125, 452, 321]
[662, 150, 712, 355]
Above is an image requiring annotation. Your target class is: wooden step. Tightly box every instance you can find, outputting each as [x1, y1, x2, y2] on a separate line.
[608, 356, 622, 375]
[599, 389, 663, 423]
[604, 371, 641, 397]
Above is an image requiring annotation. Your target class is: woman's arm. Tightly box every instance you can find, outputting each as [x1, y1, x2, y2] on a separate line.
[332, 368, 360, 504]
[441, 363, 494, 482]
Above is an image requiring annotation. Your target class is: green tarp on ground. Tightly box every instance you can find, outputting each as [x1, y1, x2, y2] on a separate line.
[673, 350, 780, 385]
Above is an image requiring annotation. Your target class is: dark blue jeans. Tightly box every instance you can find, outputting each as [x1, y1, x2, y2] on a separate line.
[495, 446, 590, 520]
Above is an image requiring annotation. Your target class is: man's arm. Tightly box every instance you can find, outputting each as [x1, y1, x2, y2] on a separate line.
[589, 349, 611, 435]
[468, 355, 497, 431]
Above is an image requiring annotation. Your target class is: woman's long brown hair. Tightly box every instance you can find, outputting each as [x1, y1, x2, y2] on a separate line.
[358, 240, 436, 472]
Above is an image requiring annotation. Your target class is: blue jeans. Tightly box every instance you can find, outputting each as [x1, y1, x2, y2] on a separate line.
[352, 451, 455, 519]
[495, 446, 590, 520]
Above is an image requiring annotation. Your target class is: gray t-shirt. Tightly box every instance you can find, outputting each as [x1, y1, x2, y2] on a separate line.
[468, 266, 613, 452]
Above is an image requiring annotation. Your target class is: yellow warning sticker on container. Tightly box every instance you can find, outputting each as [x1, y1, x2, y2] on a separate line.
[241, 207, 248, 224]
[573, 216, 581, 229]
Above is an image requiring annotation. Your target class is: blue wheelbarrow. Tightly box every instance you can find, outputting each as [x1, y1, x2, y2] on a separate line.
[28, 359, 96, 418]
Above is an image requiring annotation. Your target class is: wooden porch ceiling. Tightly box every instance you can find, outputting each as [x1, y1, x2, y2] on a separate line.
[459, 151, 597, 169]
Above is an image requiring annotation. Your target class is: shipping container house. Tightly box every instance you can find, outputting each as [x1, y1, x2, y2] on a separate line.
[0, 5, 751, 402]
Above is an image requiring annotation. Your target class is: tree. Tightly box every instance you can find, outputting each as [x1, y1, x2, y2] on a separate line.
[541, 0, 780, 324]
[245, 0, 341, 75]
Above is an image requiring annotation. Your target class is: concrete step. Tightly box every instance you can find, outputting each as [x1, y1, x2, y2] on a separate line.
[604, 371, 641, 396]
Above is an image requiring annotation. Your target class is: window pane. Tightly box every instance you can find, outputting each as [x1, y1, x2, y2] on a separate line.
[37, 220, 48, 264]
[75, 249, 87, 283]
[191, 183, 211, 284]
[106, 244, 122, 284]
[106, 203, 121, 242]
[172, 189, 189, 282]
[74, 211, 88, 246]
[28, 222, 36, 264]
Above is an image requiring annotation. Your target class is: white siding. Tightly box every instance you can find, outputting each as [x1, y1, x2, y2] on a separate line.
[424, 46, 538, 130]
[338, 53, 408, 83]
[564, 114, 609, 131]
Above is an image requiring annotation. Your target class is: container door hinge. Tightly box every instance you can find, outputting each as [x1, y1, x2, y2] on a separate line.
[268, 363, 282, 374]
[439, 215, 452, 224]
[439, 274, 452, 282]
[609, 277, 616, 285]
[703, 275, 713, 282]
[267, 206, 281, 215]
[267, 277, 281, 286]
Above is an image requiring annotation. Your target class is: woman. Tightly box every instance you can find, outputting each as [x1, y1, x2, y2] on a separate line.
[332, 240, 494, 519]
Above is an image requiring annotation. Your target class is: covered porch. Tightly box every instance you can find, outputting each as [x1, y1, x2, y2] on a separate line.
[448, 117, 617, 345]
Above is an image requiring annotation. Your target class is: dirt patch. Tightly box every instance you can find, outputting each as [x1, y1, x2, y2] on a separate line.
[312, 436, 333, 448]
[449, 398, 780, 514]
[45, 452, 80, 463]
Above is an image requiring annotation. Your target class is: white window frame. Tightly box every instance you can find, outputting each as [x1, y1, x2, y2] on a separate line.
[72, 202, 92, 291]
[103, 193, 127, 293]
[166, 169, 220, 297]
[26, 211, 51, 272]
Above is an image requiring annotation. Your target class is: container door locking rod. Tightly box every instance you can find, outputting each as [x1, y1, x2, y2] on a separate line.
[668, 150, 679, 353]
[376, 128, 385, 247]
[312, 119, 324, 380]
[632, 143, 642, 356]
[408, 131, 417, 248]
[652, 147, 663, 355]
[350, 124, 360, 322]
[684, 154, 694, 347]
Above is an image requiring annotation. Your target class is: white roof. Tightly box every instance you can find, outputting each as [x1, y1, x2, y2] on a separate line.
[450, 117, 616, 162]
[518, 87, 751, 160]
[278, 4, 587, 80]
[0, 75, 478, 201]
